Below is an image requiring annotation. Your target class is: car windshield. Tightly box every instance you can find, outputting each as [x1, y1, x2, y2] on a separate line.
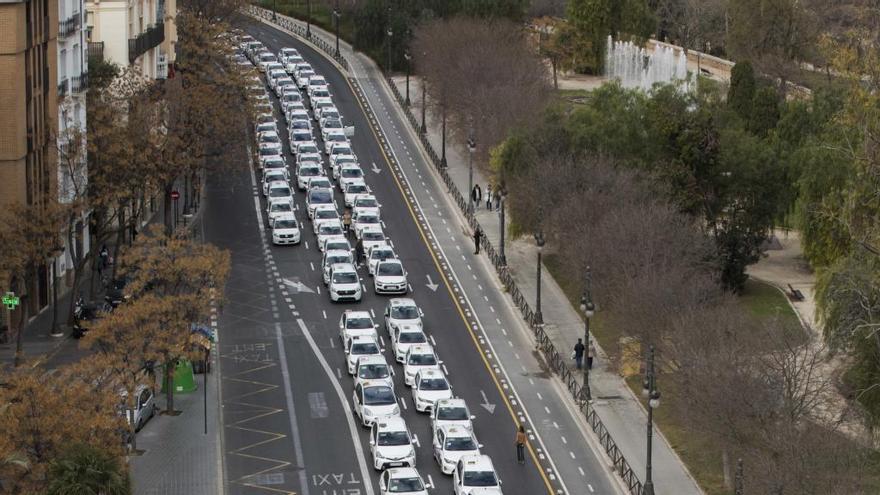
[445, 437, 477, 451]
[300, 167, 320, 176]
[408, 353, 436, 366]
[341, 168, 363, 179]
[363, 386, 395, 406]
[355, 197, 377, 207]
[275, 219, 297, 229]
[270, 203, 292, 213]
[333, 272, 357, 284]
[299, 145, 319, 154]
[437, 406, 469, 420]
[324, 119, 342, 128]
[371, 250, 393, 260]
[358, 215, 379, 224]
[265, 174, 284, 183]
[463, 471, 498, 487]
[398, 332, 426, 344]
[261, 134, 280, 143]
[358, 364, 389, 379]
[316, 210, 338, 220]
[291, 120, 309, 129]
[320, 225, 343, 235]
[265, 161, 284, 170]
[419, 377, 448, 391]
[347, 317, 372, 329]
[391, 306, 419, 319]
[257, 114, 274, 124]
[347, 185, 368, 194]
[309, 180, 330, 189]
[326, 241, 349, 251]
[332, 147, 352, 156]
[329, 134, 346, 142]
[328, 254, 350, 265]
[259, 148, 277, 156]
[378, 263, 403, 276]
[363, 232, 385, 241]
[309, 190, 332, 203]
[350, 342, 379, 355]
[313, 90, 330, 98]
[388, 477, 424, 492]
[269, 188, 291, 198]
[378, 431, 410, 446]
[293, 133, 311, 141]
[336, 157, 356, 165]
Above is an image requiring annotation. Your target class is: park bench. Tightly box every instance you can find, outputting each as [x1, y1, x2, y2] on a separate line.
[787, 284, 805, 302]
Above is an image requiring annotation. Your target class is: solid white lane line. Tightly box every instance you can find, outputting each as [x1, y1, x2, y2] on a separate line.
[273, 322, 311, 495]
[296, 319, 375, 495]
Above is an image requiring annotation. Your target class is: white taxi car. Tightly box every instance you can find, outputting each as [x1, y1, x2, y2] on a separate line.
[328, 263, 362, 303]
[433, 425, 482, 475]
[403, 344, 440, 387]
[354, 354, 394, 389]
[453, 455, 502, 495]
[374, 259, 408, 295]
[345, 335, 382, 375]
[390, 323, 427, 364]
[353, 381, 400, 428]
[271, 214, 301, 245]
[384, 298, 423, 333]
[369, 417, 415, 470]
[412, 369, 453, 412]
[431, 398, 476, 432]
[379, 467, 428, 495]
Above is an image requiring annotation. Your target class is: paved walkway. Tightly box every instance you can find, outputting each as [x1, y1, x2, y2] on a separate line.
[747, 230, 875, 445]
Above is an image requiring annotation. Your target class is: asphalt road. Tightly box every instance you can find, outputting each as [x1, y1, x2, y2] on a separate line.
[207, 17, 559, 495]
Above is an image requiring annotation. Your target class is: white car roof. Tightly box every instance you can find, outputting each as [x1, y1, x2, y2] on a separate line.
[356, 354, 386, 366]
[375, 415, 407, 432]
[439, 424, 472, 438]
[389, 297, 416, 308]
[436, 398, 467, 409]
[408, 344, 435, 355]
[313, 204, 337, 213]
[344, 310, 371, 319]
[274, 213, 297, 222]
[460, 454, 495, 471]
[268, 181, 290, 189]
[417, 368, 443, 380]
[331, 262, 357, 273]
[350, 334, 377, 345]
[387, 467, 420, 479]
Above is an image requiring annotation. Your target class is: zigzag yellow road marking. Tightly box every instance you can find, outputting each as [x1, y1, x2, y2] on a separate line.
[222, 356, 298, 495]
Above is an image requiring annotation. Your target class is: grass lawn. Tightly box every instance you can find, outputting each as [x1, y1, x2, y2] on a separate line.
[740, 278, 808, 345]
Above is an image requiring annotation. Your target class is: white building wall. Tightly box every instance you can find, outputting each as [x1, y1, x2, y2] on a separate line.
[86, 0, 172, 80]
[58, 0, 89, 278]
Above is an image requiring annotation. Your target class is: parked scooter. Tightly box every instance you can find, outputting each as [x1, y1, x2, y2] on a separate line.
[72, 296, 112, 339]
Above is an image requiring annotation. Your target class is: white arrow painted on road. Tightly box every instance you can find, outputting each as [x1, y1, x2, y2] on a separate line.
[425, 275, 438, 292]
[283, 278, 315, 294]
[479, 390, 496, 414]
[371, 161, 382, 174]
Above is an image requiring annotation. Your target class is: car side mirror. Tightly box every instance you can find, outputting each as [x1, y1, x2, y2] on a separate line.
[374, 324, 379, 329]
[478, 443, 484, 448]
[470, 415, 476, 420]
[390, 368, 395, 376]
[381, 348, 386, 353]
[369, 438, 375, 446]
[438, 360, 444, 365]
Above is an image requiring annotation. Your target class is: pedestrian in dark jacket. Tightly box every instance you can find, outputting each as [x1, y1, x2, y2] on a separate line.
[486, 183, 493, 210]
[355, 238, 364, 266]
[473, 226, 482, 254]
[494, 189, 502, 211]
[516, 425, 527, 464]
[588, 342, 596, 370]
[573, 338, 585, 369]
[471, 184, 482, 210]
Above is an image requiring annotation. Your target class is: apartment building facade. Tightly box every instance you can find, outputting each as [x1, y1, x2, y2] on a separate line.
[86, 0, 177, 79]
[0, 0, 59, 320]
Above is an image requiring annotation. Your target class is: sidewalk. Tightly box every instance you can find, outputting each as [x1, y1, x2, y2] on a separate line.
[392, 75, 703, 495]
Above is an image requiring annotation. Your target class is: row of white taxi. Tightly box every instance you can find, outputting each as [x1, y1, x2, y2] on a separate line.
[239, 34, 504, 495]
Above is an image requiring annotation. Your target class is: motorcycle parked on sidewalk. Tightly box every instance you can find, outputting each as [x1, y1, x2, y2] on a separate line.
[72, 296, 112, 339]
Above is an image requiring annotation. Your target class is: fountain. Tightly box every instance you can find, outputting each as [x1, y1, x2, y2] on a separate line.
[605, 36, 694, 93]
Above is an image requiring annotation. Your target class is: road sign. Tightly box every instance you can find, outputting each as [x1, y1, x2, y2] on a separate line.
[3, 292, 20, 310]
[170, 190, 180, 200]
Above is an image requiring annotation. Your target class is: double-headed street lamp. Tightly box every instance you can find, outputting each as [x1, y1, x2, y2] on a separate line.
[579, 268, 595, 402]
[306, 0, 312, 38]
[467, 134, 476, 213]
[420, 67, 427, 133]
[404, 51, 412, 106]
[642, 344, 661, 495]
[272, 0, 277, 21]
[332, 0, 341, 56]
[534, 230, 545, 324]
[499, 184, 507, 265]
[440, 104, 447, 167]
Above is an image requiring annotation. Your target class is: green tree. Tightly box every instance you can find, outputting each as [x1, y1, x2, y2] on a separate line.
[728, 61, 756, 120]
[46, 443, 130, 495]
[567, 0, 655, 73]
[747, 85, 781, 137]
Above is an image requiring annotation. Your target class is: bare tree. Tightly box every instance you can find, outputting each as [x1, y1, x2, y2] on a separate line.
[412, 17, 551, 168]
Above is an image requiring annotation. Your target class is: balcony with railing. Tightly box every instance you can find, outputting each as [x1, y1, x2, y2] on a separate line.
[58, 13, 81, 38]
[128, 22, 165, 64]
[58, 78, 69, 97]
[70, 73, 89, 93]
[88, 42, 104, 61]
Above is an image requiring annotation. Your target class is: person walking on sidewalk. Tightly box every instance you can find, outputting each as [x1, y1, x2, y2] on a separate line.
[573, 338, 585, 369]
[486, 183, 493, 210]
[588, 341, 596, 370]
[515, 425, 527, 464]
[493, 188, 502, 211]
[342, 209, 352, 236]
[473, 225, 482, 254]
[471, 184, 482, 210]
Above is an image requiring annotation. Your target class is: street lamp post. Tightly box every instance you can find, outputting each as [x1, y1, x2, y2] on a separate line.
[534, 231, 545, 324]
[306, 0, 311, 38]
[467, 134, 475, 213]
[272, 0, 277, 21]
[404, 52, 411, 106]
[420, 71, 426, 133]
[579, 268, 594, 402]
[440, 105, 447, 167]
[333, 0, 340, 56]
[386, 25, 393, 73]
[642, 344, 661, 495]
[499, 186, 507, 265]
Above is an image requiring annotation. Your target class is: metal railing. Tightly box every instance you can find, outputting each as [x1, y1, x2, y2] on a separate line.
[247, 6, 349, 72]
[385, 77, 647, 495]
[59, 13, 81, 37]
[128, 23, 165, 64]
[88, 42, 104, 62]
[58, 78, 69, 97]
[70, 73, 88, 93]
[249, 4, 644, 494]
